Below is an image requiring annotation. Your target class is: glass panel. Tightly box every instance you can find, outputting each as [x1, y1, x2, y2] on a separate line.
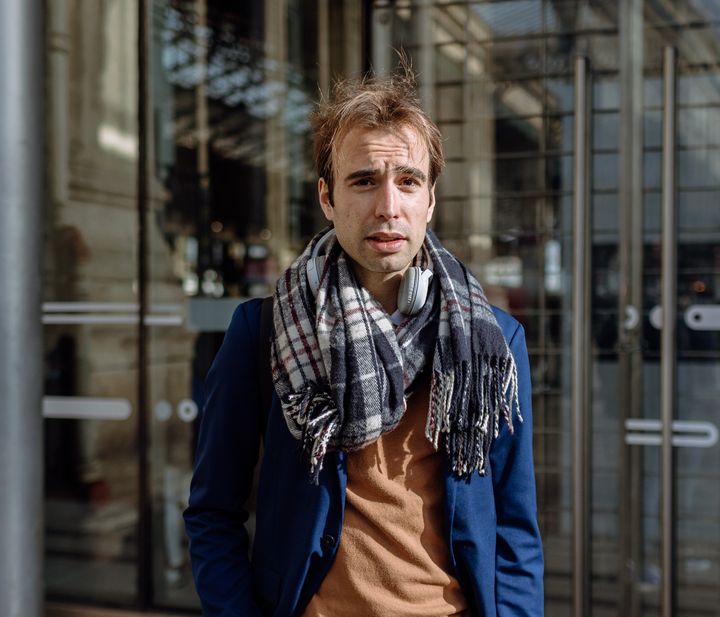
[678, 107, 720, 148]
[148, 0, 363, 609]
[674, 69, 720, 614]
[592, 152, 619, 191]
[546, 113, 573, 152]
[471, 1, 544, 39]
[593, 111, 620, 150]
[388, 3, 720, 616]
[636, 43, 720, 617]
[44, 0, 139, 604]
[545, 78, 575, 114]
[379, 4, 625, 614]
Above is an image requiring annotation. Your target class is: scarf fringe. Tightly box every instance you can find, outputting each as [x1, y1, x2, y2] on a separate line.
[283, 384, 340, 484]
[428, 353, 521, 479]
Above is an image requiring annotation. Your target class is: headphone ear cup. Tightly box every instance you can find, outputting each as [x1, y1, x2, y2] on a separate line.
[397, 267, 432, 315]
[306, 256, 326, 297]
[306, 228, 335, 298]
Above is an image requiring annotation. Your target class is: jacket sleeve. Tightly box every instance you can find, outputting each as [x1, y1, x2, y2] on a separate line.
[491, 323, 545, 617]
[183, 300, 264, 617]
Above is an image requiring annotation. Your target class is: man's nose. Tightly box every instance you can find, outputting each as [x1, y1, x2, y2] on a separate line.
[374, 180, 399, 219]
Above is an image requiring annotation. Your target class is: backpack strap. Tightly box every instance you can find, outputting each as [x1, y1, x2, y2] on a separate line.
[257, 296, 274, 431]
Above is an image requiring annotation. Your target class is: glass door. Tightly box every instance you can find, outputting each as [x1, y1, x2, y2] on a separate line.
[622, 18, 720, 617]
[372, 1, 720, 615]
[593, 6, 720, 616]
[43, 0, 141, 605]
[557, 4, 720, 616]
[146, 0, 364, 610]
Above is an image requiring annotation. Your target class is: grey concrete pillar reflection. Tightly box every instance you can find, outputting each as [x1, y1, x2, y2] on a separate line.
[0, 1, 45, 616]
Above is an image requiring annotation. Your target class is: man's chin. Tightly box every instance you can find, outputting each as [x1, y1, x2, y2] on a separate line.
[349, 253, 412, 278]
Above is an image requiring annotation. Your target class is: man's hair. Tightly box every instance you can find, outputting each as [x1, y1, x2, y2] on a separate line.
[311, 61, 445, 199]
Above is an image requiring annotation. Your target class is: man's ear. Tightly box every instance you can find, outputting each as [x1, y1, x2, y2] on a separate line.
[318, 177, 334, 221]
[426, 183, 436, 223]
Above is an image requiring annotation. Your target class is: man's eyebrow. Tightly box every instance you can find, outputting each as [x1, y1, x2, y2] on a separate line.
[343, 166, 427, 183]
[394, 165, 426, 182]
[344, 168, 378, 183]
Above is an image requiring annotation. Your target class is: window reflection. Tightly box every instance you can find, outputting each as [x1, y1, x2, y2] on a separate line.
[41, 0, 720, 613]
[147, 0, 362, 608]
[44, 0, 140, 605]
[309, 3, 720, 612]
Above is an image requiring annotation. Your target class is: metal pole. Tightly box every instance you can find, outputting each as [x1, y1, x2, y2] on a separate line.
[617, 1, 644, 613]
[264, 0, 289, 269]
[371, 3, 392, 76]
[0, 1, 45, 616]
[571, 54, 591, 617]
[412, 0, 434, 114]
[317, 0, 330, 96]
[136, 0, 152, 608]
[660, 45, 677, 617]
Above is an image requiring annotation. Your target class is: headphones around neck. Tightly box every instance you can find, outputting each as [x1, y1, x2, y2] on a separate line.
[306, 229, 433, 317]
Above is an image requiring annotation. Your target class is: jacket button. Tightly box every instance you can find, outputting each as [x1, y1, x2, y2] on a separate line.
[320, 534, 335, 551]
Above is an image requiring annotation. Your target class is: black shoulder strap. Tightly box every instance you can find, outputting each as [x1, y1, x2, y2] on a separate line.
[257, 296, 274, 429]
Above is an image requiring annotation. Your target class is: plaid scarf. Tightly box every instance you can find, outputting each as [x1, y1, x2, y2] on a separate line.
[271, 228, 520, 483]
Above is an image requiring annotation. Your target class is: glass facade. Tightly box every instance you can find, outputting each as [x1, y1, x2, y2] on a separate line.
[43, 0, 364, 611]
[41, 1, 720, 615]
[146, 0, 357, 607]
[373, 3, 720, 615]
[44, 0, 140, 604]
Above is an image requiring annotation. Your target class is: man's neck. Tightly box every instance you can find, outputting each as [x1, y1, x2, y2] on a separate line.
[357, 271, 402, 315]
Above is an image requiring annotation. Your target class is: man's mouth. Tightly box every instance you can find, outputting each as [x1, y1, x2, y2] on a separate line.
[366, 232, 407, 253]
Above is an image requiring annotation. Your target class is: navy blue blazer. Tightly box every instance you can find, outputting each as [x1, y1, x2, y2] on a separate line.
[185, 298, 544, 616]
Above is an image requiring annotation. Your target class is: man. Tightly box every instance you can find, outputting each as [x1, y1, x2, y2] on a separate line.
[184, 67, 544, 616]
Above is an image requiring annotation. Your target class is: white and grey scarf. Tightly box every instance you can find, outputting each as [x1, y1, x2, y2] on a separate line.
[271, 228, 520, 483]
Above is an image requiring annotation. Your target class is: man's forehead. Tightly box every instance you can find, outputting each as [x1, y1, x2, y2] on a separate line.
[333, 125, 429, 169]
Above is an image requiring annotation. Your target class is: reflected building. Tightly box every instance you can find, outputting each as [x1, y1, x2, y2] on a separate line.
[40, 1, 720, 616]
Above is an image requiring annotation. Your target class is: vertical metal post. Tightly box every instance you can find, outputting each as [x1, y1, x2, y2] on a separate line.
[264, 0, 289, 268]
[371, 2, 393, 76]
[617, 1, 644, 614]
[317, 0, 330, 96]
[0, 1, 44, 617]
[362, 0, 373, 74]
[195, 0, 212, 266]
[137, 0, 152, 608]
[412, 0, 434, 113]
[571, 54, 591, 617]
[660, 45, 677, 617]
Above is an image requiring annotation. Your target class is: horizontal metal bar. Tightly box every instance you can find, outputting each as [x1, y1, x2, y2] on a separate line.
[626, 418, 663, 432]
[625, 419, 718, 448]
[43, 396, 132, 420]
[648, 305, 720, 332]
[42, 314, 183, 326]
[42, 302, 182, 313]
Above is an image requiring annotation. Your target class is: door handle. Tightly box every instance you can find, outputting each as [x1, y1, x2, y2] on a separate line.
[647, 304, 720, 331]
[659, 46, 678, 617]
[684, 305, 720, 330]
[571, 54, 592, 617]
[625, 418, 719, 448]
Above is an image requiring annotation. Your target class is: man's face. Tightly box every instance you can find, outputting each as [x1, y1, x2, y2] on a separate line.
[318, 126, 436, 290]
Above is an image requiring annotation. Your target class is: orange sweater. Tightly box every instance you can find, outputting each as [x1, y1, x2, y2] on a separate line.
[302, 375, 468, 617]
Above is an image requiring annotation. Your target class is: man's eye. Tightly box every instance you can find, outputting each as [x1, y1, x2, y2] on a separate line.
[352, 178, 373, 186]
[400, 177, 420, 187]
